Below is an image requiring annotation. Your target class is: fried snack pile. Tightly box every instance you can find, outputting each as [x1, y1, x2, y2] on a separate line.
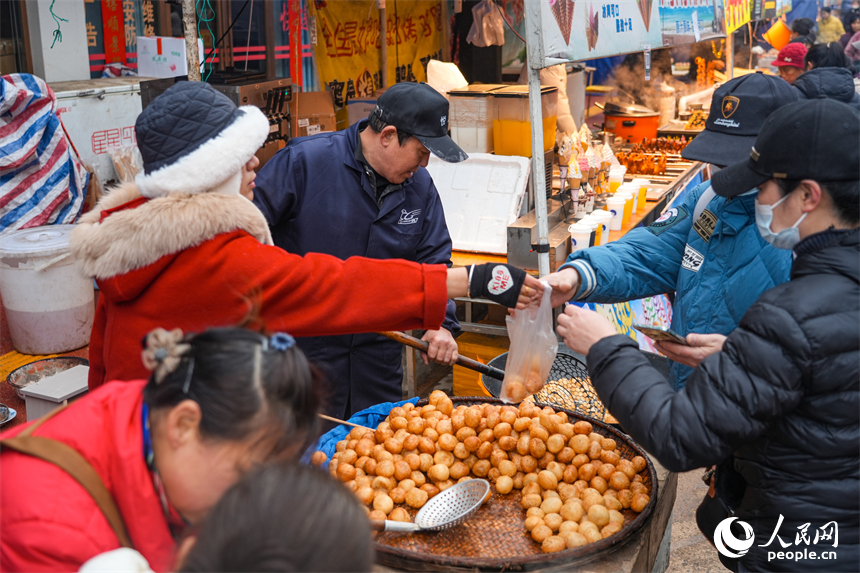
[313, 393, 652, 554]
[685, 110, 707, 130]
[629, 137, 689, 154]
[615, 151, 669, 176]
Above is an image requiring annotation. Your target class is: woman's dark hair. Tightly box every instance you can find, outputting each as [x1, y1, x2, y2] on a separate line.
[775, 179, 860, 225]
[792, 17, 816, 38]
[178, 462, 374, 572]
[850, 14, 860, 25]
[805, 42, 850, 69]
[143, 326, 323, 460]
[367, 107, 413, 146]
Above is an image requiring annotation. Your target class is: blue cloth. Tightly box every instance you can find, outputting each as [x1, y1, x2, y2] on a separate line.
[311, 397, 420, 469]
[253, 121, 458, 419]
[560, 180, 792, 390]
[584, 56, 626, 85]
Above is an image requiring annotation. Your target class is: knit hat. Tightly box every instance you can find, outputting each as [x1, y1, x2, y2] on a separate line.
[773, 43, 808, 69]
[134, 81, 268, 198]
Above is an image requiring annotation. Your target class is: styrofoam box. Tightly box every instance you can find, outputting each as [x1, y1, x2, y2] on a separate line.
[427, 153, 530, 255]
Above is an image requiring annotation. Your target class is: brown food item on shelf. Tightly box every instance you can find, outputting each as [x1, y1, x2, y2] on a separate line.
[324, 400, 652, 552]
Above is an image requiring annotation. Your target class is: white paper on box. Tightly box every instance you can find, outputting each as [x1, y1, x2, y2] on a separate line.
[137, 37, 204, 78]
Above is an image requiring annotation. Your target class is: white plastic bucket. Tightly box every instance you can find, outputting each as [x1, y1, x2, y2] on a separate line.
[588, 211, 612, 245]
[0, 225, 94, 354]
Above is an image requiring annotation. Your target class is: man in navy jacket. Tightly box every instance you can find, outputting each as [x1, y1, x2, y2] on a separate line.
[253, 82, 467, 418]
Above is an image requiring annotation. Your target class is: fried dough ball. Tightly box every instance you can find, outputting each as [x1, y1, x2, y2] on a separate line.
[617, 459, 636, 480]
[498, 460, 517, 477]
[522, 494, 543, 509]
[604, 494, 623, 511]
[542, 490, 560, 501]
[495, 475, 514, 495]
[587, 504, 610, 528]
[601, 523, 622, 538]
[609, 509, 625, 526]
[522, 481, 541, 497]
[438, 433, 458, 452]
[537, 470, 558, 491]
[336, 463, 356, 483]
[631, 493, 650, 513]
[609, 471, 631, 491]
[590, 476, 608, 495]
[373, 493, 394, 515]
[543, 513, 563, 532]
[436, 419, 453, 435]
[559, 423, 575, 439]
[596, 463, 614, 482]
[529, 438, 547, 459]
[525, 373, 544, 394]
[505, 381, 528, 403]
[369, 509, 387, 521]
[540, 497, 563, 515]
[434, 451, 455, 467]
[582, 527, 603, 544]
[586, 441, 602, 460]
[560, 501, 585, 522]
[582, 491, 605, 511]
[541, 535, 566, 554]
[464, 407, 482, 428]
[571, 454, 590, 469]
[472, 459, 491, 477]
[617, 489, 633, 509]
[371, 475, 393, 492]
[559, 520, 579, 536]
[529, 424, 550, 443]
[418, 437, 436, 455]
[556, 447, 575, 464]
[516, 435, 531, 456]
[389, 487, 407, 504]
[531, 524, 553, 543]
[524, 515, 544, 532]
[423, 427, 440, 442]
[630, 482, 649, 496]
[577, 463, 596, 482]
[476, 441, 493, 459]
[356, 486, 375, 505]
[546, 461, 564, 482]
[600, 450, 620, 465]
[428, 463, 450, 482]
[570, 434, 590, 454]
[310, 451, 327, 467]
[526, 507, 545, 519]
[566, 532, 588, 548]
[411, 471, 427, 487]
[573, 421, 593, 435]
[557, 483, 578, 502]
[631, 456, 647, 473]
[436, 479, 454, 492]
[437, 398, 454, 416]
[420, 483, 440, 498]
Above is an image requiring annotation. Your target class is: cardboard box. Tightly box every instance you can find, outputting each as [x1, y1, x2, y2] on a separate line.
[289, 91, 337, 139]
[452, 332, 509, 397]
[0, 54, 16, 75]
[136, 36, 203, 78]
[347, 99, 377, 127]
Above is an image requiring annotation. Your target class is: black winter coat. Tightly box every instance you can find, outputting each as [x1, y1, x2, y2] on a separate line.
[587, 230, 859, 572]
[793, 67, 860, 109]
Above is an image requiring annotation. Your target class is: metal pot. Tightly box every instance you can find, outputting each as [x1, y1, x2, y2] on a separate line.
[597, 101, 660, 144]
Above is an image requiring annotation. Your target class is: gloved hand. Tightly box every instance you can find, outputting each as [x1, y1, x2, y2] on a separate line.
[469, 263, 527, 308]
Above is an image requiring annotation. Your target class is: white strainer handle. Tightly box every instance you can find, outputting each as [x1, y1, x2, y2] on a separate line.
[383, 520, 422, 533]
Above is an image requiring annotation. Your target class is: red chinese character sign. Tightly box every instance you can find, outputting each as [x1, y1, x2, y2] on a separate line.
[101, 0, 126, 64]
[309, 0, 443, 128]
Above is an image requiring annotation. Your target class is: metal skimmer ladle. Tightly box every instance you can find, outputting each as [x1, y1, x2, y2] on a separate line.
[371, 479, 490, 533]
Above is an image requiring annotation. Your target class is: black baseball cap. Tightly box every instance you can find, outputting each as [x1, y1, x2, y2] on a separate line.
[681, 72, 798, 167]
[712, 99, 860, 197]
[374, 82, 468, 163]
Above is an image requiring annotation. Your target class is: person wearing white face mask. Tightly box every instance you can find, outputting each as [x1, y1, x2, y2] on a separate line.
[553, 98, 859, 572]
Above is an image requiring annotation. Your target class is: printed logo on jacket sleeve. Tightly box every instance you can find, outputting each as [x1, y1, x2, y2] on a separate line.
[487, 265, 514, 294]
[681, 244, 704, 272]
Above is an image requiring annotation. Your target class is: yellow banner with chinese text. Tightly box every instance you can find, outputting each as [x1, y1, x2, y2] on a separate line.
[724, 0, 751, 36]
[309, 0, 444, 129]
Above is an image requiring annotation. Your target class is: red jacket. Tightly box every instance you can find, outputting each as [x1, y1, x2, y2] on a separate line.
[0, 381, 175, 572]
[70, 182, 448, 389]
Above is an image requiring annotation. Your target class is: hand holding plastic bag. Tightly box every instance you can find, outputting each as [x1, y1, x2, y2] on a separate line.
[500, 283, 557, 403]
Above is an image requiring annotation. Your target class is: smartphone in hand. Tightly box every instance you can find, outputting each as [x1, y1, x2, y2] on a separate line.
[632, 323, 689, 346]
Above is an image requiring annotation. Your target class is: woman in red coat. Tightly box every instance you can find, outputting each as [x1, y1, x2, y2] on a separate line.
[1, 326, 325, 572]
[70, 81, 540, 389]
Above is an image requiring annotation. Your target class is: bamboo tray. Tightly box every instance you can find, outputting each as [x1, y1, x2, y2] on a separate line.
[373, 397, 658, 572]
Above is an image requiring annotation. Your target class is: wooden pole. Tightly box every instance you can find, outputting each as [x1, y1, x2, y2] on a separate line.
[725, 30, 734, 80]
[181, 0, 201, 81]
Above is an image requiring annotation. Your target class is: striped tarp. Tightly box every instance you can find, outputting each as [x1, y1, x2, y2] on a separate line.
[0, 74, 88, 235]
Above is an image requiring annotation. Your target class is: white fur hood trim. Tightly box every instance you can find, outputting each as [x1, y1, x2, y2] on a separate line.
[135, 106, 269, 198]
[70, 181, 273, 279]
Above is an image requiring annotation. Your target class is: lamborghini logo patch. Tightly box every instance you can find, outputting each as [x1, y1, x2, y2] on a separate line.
[722, 96, 740, 118]
[693, 209, 717, 243]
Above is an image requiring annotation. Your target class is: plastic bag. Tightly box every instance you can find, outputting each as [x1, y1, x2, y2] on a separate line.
[500, 283, 557, 403]
[466, 0, 506, 48]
